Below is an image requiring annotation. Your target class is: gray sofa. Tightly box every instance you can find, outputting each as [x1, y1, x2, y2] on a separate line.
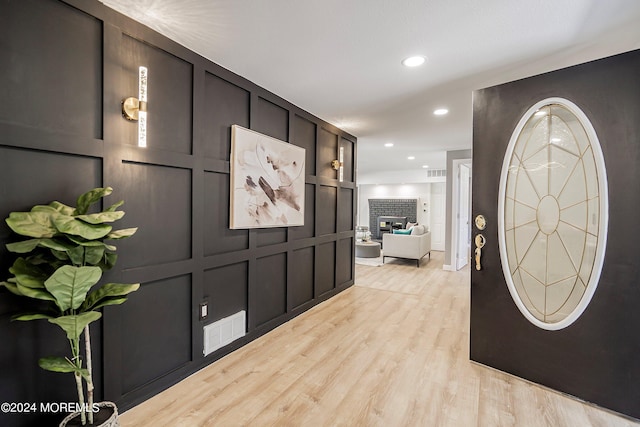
[382, 225, 431, 267]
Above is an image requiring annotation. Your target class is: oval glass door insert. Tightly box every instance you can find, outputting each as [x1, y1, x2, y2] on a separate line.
[498, 98, 608, 330]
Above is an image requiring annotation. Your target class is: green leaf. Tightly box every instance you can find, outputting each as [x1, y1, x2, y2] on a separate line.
[106, 228, 138, 240]
[44, 266, 102, 311]
[53, 215, 112, 240]
[6, 239, 42, 253]
[105, 200, 124, 212]
[91, 296, 128, 310]
[84, 246, 106, 266]
[39, 356, 89, 378]
[30, 205, 59, 214]
[14, 275, 46, 290]
[48, 201, 76, 215]
[98, 252, 118, 271]
[82, 283, 139, 311]
[1, 281, 24, 296]
[75, 187, 113, 215]
[65, 235, 116, 250]
[9, 258, 47, 289]
[75, 211, 125, 224]
[12, 313, 54, 321]
[6, 212, 57, 238]
[67, 246, 85, 266]
[50, 249, 70, 261]
[10, 257, 47, 278]
[15, 284, 57, 303]
[39, 238, 75, 252]
[48, 311, 102, 341]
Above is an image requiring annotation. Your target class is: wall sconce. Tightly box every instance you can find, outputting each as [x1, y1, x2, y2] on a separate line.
[122, 66, 148, 148]
[331, 146, 345, 182]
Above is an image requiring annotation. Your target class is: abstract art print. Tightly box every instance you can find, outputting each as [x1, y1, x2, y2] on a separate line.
[230, 125, 305, 228]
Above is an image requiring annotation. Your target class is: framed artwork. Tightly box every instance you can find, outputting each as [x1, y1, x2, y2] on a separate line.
[230, 125, 306, 229]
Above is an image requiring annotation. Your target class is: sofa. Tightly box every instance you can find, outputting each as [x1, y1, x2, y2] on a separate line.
[382, 225, 431, 267]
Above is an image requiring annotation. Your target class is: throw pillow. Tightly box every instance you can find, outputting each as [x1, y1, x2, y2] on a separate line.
[393, 229, 412, 235]
[411, 225, 425, 235]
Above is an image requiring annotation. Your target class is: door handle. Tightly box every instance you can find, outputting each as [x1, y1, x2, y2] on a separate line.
[475, 234, 486, 271]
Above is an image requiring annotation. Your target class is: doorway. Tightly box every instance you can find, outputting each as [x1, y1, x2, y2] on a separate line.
[452, 159, 472, 270]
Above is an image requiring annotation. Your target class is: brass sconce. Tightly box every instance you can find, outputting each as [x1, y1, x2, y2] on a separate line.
[331, 147, 345, 182]
[122, 66, 148, 147]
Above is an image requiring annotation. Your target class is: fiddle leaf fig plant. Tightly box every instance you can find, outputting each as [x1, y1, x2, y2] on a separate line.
[0, 187, 139, 426]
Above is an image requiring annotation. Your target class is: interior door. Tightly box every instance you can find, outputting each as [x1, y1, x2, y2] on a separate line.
[456, 164, 470, 270]
[429, 183, 445, 251]
[470, 48, 640, 420]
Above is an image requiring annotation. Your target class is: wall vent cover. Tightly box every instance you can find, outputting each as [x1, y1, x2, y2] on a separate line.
[203, 310, 246, 356]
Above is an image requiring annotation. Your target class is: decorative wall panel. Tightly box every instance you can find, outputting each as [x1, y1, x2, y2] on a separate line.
[316, 242, 336, 295]
[0, 1, 356, 424]
[204, 172, 249, 256]
[203, 262, 248, 323]
[0, 148, 101, 274]
[338, 188, 354, 232]
[318, 128, 338, 178]
[254, 253, 287, 327]
[290, 247, 314, 309]
[289, 184, 316, 240]
[121, 35, 193, 154]
[0, 0, 102, 138]
[340, 137, 355, 182]
[318, 186, 337, 236]
[336, 238, 353, 285]
[204, 74, 250, 160]
[118, 162, 192, 268]
[293, 115, 317, 176]
[254, 97, 289, 141]
[120, 275, 192, 394]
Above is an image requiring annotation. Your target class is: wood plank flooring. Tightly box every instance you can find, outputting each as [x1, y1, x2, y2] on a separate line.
[120, 252, 639, 426]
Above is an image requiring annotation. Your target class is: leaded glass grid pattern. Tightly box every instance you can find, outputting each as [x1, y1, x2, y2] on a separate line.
[499, 98, 607, 330]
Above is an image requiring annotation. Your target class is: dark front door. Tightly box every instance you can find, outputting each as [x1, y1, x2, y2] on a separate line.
[470, 49, 640, 419]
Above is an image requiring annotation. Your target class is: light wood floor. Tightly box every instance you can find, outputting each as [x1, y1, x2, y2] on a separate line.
[120, 252, 639, 426]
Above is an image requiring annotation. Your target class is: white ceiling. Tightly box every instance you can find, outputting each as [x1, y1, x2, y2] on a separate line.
[100, 0, 640, 176]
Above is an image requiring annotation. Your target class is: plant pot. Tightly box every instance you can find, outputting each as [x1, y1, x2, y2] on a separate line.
[59, 401, 120, 427]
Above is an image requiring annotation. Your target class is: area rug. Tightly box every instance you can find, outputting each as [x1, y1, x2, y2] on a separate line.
[355, 252, 384, 267]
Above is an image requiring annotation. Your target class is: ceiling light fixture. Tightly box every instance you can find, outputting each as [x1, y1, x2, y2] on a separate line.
[408, 156, 415, 160]
[422, 165, 429, 169]
[402, 56, 426, 67]
[384, 143, 394, 147]
[434, 108, 448, 116]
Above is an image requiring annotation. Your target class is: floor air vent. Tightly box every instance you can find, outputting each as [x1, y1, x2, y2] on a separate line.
[203, 310, 246, 356]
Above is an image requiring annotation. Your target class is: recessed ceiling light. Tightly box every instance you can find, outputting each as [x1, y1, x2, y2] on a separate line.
[407, 156, 415, 160]
[384, 143, 394, 147]
[434, 108, 448, 116]
[402, 56, 426, 67]
[422, 165, 429, 168]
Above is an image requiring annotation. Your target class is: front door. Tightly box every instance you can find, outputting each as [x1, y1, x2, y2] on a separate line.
[470, 49, 640, 420]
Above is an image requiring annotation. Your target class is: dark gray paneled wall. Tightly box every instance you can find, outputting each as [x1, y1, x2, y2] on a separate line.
[0, 1, 356, 426]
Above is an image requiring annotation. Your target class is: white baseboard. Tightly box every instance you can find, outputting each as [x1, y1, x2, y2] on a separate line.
[442, 264, 457, 272]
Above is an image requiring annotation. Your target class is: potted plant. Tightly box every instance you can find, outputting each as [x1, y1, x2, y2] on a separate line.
[0, 187, 139, 426]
